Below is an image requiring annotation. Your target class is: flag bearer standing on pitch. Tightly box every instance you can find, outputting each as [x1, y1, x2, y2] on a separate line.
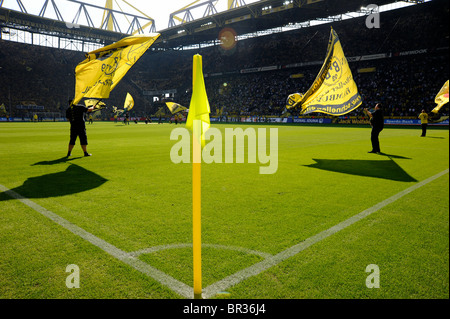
[365, 103, 384, 154]
[418, 109, 428, 137]
[66, 100, 96, 157]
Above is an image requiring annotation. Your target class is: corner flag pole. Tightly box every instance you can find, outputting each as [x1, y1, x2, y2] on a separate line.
[188, 54, 210, 300]
[193, 118, 202, 299]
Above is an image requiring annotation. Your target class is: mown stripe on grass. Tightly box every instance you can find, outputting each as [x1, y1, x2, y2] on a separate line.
[202, 168, 449, 299]
[1, 168, 448, 299]
[0, 184, 193, 299]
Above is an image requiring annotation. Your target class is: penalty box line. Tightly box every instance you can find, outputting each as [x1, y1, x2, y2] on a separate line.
[202, 168, 449, 299]
[0, 184, 193, 299]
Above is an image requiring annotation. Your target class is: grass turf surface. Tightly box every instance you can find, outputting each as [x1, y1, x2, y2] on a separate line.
[0, 121, 448, 299]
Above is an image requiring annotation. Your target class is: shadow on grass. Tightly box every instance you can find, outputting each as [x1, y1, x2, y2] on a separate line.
[1, 164, 107, 201]
[305, 158, 417, 182]
[376, 153, 412, 160]
[32, 156, 83, 166]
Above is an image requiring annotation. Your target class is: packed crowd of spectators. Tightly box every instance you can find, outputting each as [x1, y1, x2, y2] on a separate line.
[0, 40, 78, 117]
[161, 54, 448, 119]
[355, 55, 448, 117]
[133, 0, 448, 118]
[1, 0, 448, 119]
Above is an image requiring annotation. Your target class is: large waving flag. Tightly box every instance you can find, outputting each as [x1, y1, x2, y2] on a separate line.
[73, 33, 160, 105]
[166, 102, 187, 114]
[111, 93, 134, 117]
[432, 80, 449, 113]
[124, 93, 134, 111]
[84, 99, 106, 111]
[286, 28, 362, 116]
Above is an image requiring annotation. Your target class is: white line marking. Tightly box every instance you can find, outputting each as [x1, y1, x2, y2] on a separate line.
[202, 168, 449, 299]
[0, 185, 193, 299]
[1, 168, 448, 299]
[129, 243, 273, 259]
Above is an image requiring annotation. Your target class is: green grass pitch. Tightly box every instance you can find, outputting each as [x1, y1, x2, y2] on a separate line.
[0, 121, 448, 299]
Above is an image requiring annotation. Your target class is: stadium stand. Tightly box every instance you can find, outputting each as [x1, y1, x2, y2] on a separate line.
[0, 0, 448, 121]
[130, 0, 449, 120]
[0, 40, 150, 120]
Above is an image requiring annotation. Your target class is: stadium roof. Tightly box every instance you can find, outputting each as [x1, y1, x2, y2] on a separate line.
[0, 0, 421, 51]
[0, 6, 122, 43]
[153, 0, 397, 50]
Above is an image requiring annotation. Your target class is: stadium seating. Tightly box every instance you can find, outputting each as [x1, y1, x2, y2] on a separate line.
[0, 0, 448, 120]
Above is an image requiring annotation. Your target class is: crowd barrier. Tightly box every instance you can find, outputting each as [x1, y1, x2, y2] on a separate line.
[1, 117, 448, 125]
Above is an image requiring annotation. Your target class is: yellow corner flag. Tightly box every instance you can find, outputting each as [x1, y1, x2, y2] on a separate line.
[186, 54, 211, 148]
[73, 33, 160, 105]
[124, 93, 134, 111]
[186, 54, 210, 299]
[286, 28, 362, 116]
[432, 80, 449, 113]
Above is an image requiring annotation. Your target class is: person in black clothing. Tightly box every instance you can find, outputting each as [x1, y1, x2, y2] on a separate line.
[365, 103, 384, 154]
[66, 100, 96, 157]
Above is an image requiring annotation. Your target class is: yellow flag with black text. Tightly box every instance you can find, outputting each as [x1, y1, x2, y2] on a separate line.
[73, 33, 160, 105]
[432, 80, 449, 113]
[166, 102, 187, 114]
[84, 99, 106, 110]
[286, 28, 362, 116]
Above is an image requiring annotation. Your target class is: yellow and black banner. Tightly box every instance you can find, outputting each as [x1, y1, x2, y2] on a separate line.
[432, 80, 449, 113]
[166, 102, 187, 114]
[84, 99, 106, 110]
[124, 93, 134, 111]
[73, 33, 160, 105]
[286, 28, 362, 116]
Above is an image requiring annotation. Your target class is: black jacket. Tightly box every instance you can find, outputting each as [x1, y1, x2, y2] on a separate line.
[66, 104, 88, 127]
[371, 109, 384, 130]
